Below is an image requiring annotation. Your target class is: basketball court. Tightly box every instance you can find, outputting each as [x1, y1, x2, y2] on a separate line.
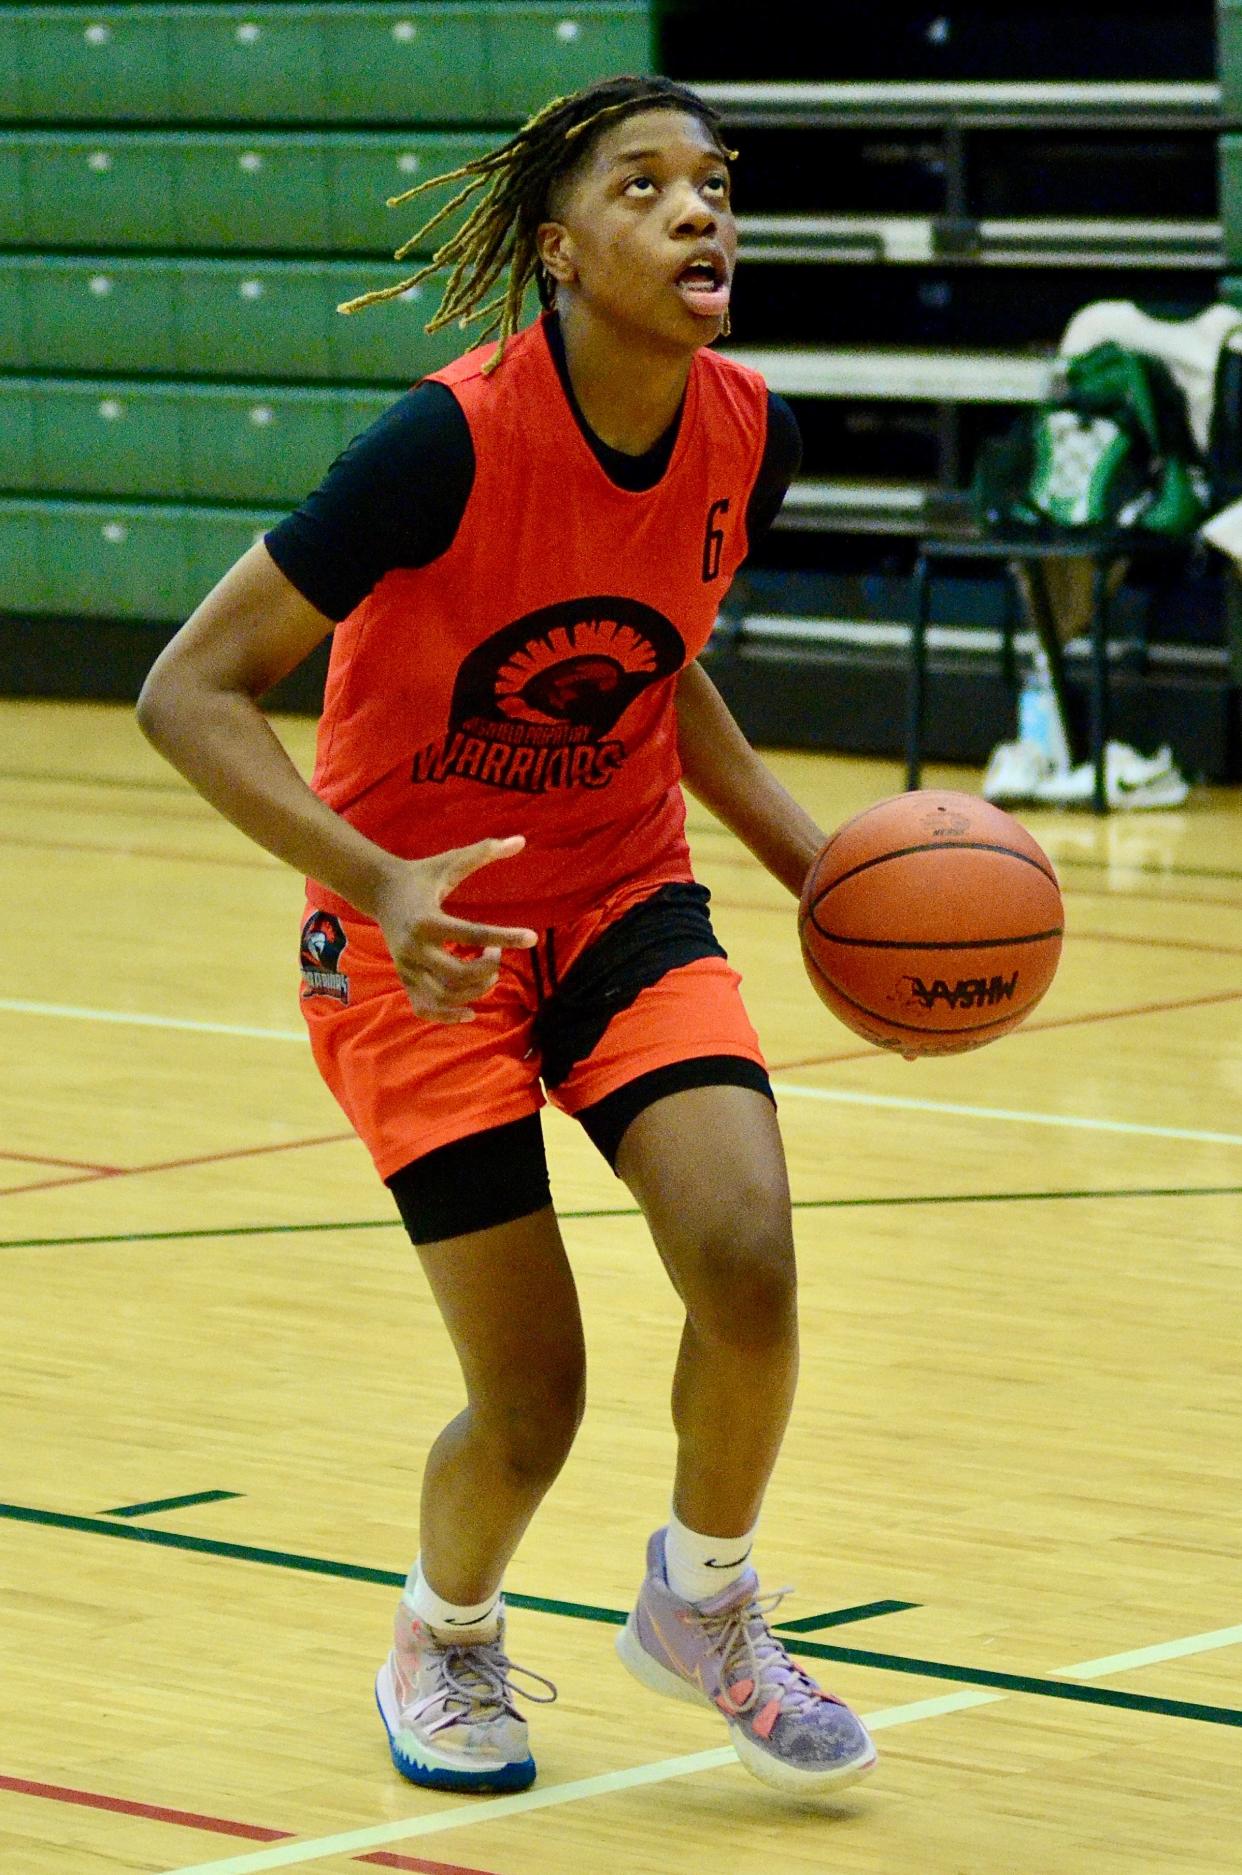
[3, 696, 1240, 1874]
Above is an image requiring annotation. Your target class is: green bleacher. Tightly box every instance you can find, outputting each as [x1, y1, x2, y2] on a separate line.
[2, 254, 479, 376]
[0, 1, 653, 633]
[0, 130, 503, 250]
[0, 5, 650, 122]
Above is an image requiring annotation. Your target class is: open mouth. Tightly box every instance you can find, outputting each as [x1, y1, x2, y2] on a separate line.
[675, 257, 730, 318]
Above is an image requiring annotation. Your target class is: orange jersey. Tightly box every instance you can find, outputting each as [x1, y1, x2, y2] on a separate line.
[309, 314, 769, 926]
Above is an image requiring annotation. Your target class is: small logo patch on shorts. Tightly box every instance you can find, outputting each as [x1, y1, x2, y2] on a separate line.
[300, 910, 349, 1005]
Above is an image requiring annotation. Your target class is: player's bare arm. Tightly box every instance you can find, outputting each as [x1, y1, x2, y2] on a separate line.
[674, 658, 825, 898]
[137, 541, 535, 1022]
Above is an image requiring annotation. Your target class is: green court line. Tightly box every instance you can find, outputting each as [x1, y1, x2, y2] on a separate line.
[799, 1187, 1242, 1210]
[0, 1212, 629, 1250]
[0, 1499, 861, 1637]
[3, 1500, 1239, 1730]
[790, 1639, 1242, 1728]
[1, 1500, 406, 1588]
[4, 1185, 1240, 1252]
[104, 1489, 243, 1519]
[779, 1598, 918, 1632]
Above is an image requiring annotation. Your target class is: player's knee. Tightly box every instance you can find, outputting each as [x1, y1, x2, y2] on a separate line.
[685, 1216, 797, 1350]
[478, 1365, 586, 1482]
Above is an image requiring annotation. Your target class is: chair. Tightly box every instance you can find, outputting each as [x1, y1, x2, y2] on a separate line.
[905, 528, 1182, 814]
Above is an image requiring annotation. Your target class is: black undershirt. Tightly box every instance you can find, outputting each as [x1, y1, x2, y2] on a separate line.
[265, 314, 801, 624]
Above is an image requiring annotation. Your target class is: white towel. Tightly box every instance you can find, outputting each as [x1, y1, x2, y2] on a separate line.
[1059, 300, 1242, 456]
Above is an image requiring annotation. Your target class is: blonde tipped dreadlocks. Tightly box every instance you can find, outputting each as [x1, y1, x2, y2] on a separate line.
[336, 75, 737, 372]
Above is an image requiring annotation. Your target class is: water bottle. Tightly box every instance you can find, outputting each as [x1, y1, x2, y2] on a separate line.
[1017, 646, 1071, 773]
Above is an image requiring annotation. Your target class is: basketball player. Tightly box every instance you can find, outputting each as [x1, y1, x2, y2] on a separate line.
[137, 74, 877, 1801]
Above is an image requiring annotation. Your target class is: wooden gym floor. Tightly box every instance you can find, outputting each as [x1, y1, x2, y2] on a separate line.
[2, 696, 1240, 1875]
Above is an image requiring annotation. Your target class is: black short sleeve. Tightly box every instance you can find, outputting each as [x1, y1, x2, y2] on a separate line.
[744, 391, 802, 550]
[263, 381, 476, 622]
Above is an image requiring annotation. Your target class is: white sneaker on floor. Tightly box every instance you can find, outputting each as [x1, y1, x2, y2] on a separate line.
[1031, 741, 1190, 810]
[982, 740, 1067, 805]
[375, 1605, 556, 1793]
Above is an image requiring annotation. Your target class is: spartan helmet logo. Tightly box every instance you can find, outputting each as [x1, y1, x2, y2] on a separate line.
[492, 617, 662, 734]
[300, 910, 346, 974]
[450, 596, 686, 744]
[300, 910, 350, 1004]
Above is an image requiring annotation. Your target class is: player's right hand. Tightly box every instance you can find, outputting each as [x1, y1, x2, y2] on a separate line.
[373, 835, 537, 1024]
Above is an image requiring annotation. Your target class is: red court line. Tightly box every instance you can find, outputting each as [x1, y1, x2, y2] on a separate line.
[0, 1131, 354, 1200]
[21, 822, 1242, 909]
[775, 1043, 910, 1069]
[713, 894, 1242, 956]
[0, 766, 188, 793]
[0, 1170, 109, 1198]
[0, 1774, 500, 1874]
[1053, 883, 1242, 915]
[5, 795, 222, 827]
[1060, 929, 1242, 958]
[772, 984, 1242, 1071]
[0, 1772, 287, 1841]
[103, 1130, 356, 1180]
[0, 831, 279, 872]
[0, 1150, 121, 1172]
[358, 1856, 502, 1874]
[1010, 984, 1242, 1037]
[703, 848, 1242, 916]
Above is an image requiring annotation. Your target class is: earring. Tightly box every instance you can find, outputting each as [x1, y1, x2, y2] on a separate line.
[721, 307, 732, 338]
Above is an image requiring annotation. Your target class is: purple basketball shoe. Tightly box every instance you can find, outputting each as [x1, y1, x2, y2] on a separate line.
[616, 1528, 877, 1796]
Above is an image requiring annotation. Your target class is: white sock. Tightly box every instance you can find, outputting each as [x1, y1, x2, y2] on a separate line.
[403, 1558, 501, 1637]
[664, 1510, 758, 1604]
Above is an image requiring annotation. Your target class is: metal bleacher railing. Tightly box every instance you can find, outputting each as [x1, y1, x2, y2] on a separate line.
[692, 60, 1237, 778]
[715, 78, 1229, 544]
[717, 79, 1223, 278]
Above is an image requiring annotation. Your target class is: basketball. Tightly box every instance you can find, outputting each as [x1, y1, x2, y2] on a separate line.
[798, 790, 1064, 1058]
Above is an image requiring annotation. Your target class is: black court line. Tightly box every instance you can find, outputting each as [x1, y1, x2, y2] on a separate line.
[104, 1489, 243, 1519]
[4, 1185, 1240, 1253]
[2, 1500, 1238, 1730]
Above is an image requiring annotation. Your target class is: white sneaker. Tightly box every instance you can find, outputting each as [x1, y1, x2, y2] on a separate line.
[375, 1605, 556, 1793]
[1200, 495, 1242, 562]
[982, 740, 1067, 804]
[1032, 741, 1190, 810]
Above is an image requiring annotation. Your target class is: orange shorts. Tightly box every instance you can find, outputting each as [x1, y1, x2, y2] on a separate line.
[298, 877, 768, 1183]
